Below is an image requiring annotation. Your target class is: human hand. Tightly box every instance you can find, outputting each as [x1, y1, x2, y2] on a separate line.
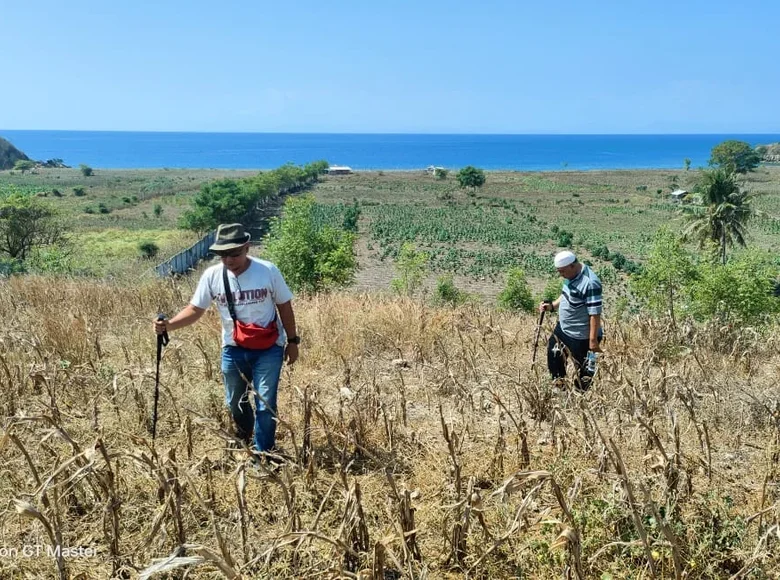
[285, 343, 299, 365]
[589, 340, 602, 353]
[153, 316, 168, 335]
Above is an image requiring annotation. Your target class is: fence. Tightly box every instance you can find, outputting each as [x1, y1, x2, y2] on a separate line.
[153, 173, 321, 277]
[154, 231, 216, 277]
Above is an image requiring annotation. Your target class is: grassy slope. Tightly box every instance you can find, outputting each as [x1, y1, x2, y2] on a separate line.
[1, 167, 780, 577]
[0, 277, 777, 578]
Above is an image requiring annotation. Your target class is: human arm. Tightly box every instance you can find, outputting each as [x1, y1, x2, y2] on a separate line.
[589, 314, 602, 352]
[153, 304, 206, 334]
[276, 300, 298, 364]
[586, 277, 603, 352]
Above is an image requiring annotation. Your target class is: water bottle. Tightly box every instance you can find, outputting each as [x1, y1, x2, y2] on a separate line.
[585, 351, 598, 375]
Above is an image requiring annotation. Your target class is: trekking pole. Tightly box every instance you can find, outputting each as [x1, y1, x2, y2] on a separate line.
[153, 313, 169, 439]
[532, 300, 552, 365]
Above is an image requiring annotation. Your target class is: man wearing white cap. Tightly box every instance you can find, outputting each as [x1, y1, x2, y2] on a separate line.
[539, 250, 603, 391]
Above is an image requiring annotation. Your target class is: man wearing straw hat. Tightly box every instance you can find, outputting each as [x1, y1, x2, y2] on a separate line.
[154, 223, 300, 457]
[538, 250, 603, 391]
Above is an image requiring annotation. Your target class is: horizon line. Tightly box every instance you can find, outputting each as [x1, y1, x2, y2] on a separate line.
[3, 129, 780, 137]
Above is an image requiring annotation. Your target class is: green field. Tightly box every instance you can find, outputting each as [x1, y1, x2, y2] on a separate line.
[311, 167, 780, 298]
[2, 165, 779, 290]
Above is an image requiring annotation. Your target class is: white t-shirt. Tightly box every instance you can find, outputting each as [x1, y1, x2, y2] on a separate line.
[191, 257, 294, 347]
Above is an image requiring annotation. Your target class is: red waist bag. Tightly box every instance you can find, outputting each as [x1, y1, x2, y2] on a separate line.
[223, 266, 279, 350]
[233, 319, 279, 350]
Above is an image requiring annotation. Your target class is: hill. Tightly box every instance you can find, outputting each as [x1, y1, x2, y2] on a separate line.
[0, 135, 30, 170]
[0, 275, 778, 578]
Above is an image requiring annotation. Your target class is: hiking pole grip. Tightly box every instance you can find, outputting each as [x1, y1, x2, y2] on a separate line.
[157, 313, 169, 347]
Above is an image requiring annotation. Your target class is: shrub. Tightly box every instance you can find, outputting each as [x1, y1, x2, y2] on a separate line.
[263, 195, 357, 293]
[52, 189, 62, 197]
[539, 277, 564, 303]
[153, 203, 163, 218]
[138, 241, 160, 259]
[79, 164, 93, 177]
[73, 186, 86, 196]
[390, 242, 428, 296]
[497, 268, 534, 312]
[434, 274, 466, 306]
[456, 166, 486, 189]
[689, 250, 779, 326]
[98, 203, 110, 214]
[0, 257, 26, 276]
[557, 230, 574, 247]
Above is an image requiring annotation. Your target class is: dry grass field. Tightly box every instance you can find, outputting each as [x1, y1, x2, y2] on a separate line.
[1, 166, 780, 578]
[1, 275, 779, 579]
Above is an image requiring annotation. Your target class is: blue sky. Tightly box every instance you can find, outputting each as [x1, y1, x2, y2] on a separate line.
[1, 0, 778, 133]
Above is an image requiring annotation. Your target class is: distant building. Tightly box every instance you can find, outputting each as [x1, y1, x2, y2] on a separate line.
[426, 165, 446, 174]
[327, 165, 353, 175]
[670, 189, 689, 202]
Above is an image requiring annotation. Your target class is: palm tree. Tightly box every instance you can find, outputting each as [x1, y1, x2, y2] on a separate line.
[682, 169, 752, 264]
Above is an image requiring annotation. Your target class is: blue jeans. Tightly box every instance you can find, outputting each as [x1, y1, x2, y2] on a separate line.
[221, 344, 284, 452]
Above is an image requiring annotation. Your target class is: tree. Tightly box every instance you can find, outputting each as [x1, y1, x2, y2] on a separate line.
[456, 166, 486, 190]
[683, 169, 752, 264]
[391, 243, 428, 296]
[79, 164, 94, 177]
[497, 268, 534, 312]
[0, 192, 66, 261]
[263, 195, 356, 293]
[631, 227, 697, 327]
[709, 140, 761, 174]
[179, 178, 259, 233]
[684, 158, 691, 171]
[13, 160, 35, 174]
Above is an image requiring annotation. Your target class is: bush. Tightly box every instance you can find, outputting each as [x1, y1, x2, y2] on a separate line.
[456, 166, 486, 189]
[557, 230, 574, 247]
[433, 274, 466, 306]
[390, 242, 428, 296]
[263, 195, 357, 294]
[153, 203, 163, 218]
[98, 203, 110, 214]
[79, 164, 93, 177]
[73, 186, 86, 196]
[138, 241, 160, 259]
[0, 257, 26, 277]
[538, 277, 564, 303]
[497, 268, 534, 312]
[52, 189, 62, 197]
[689, 250, 779, 326]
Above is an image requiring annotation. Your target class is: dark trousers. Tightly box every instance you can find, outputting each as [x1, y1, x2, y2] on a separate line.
[547, 323, 595, 391]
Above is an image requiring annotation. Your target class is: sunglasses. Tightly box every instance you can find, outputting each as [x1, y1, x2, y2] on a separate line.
[216, 248, 244, 258]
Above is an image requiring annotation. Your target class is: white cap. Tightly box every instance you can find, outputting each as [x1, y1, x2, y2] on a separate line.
[554, 250, 576, 268]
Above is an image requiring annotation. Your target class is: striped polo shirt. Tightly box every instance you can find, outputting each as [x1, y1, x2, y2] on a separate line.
[559, 264, 602, 340]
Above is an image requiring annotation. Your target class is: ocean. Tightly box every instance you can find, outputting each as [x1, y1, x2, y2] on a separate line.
[2, 130, 778, 171]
